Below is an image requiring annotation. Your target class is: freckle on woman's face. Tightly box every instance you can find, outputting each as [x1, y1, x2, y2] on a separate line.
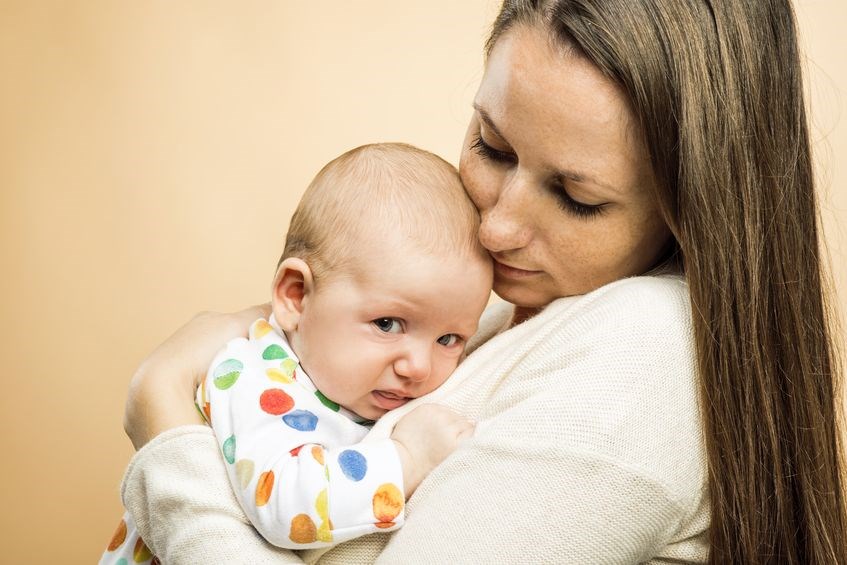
[459, 25, 671, 312]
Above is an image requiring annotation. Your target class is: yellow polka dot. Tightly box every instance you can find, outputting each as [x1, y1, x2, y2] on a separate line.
[251, 319, 273, 338]
[314, 488, 332, 541]
[133, 537, 153, 563]
[235, 459, 255, 489]
[266, 367, 293, 384]
[315, 489, 328, 518]
[281, 358, 298, 379]
[316, 521, 333, 543]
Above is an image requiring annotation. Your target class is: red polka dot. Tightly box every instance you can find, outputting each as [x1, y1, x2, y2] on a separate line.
[260, 389, 294, 415]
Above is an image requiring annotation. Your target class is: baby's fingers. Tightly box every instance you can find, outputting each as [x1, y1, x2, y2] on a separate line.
[452, 418, 476, 441]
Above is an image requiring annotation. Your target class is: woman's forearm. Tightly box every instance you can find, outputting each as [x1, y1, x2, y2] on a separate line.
[121, 425, 305, 564]
[123, 305, 271, 449]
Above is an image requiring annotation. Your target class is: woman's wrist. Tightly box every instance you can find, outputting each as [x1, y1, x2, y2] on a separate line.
[124, 361, 205, 450]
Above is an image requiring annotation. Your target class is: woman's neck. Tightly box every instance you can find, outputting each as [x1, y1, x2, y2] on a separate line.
[511, 306, 541, 327]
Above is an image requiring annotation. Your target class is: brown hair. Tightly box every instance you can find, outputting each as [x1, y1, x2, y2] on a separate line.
[280, 142, 482, 283]
[487, 1, 846, 562]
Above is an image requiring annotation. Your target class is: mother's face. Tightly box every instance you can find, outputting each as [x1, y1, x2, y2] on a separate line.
[460, 25, 671, 313]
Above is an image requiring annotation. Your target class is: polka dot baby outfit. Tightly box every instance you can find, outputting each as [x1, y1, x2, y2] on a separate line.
[101, 318, 405, 563]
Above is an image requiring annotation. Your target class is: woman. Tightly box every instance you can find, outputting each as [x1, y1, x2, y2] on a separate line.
[122, 0, 846, 563]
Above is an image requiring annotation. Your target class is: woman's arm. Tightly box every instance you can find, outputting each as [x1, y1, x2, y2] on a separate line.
[120, 305, 306, 564]
[121, 425, 305, 564]
[124, 307, 272, 448]
[124, 306, 271, 448]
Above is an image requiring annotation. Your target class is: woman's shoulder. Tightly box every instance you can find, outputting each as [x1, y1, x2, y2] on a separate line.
[477, 275, 705, 504]
[546, 273, 690, 331]
[502, 274, 693, 366]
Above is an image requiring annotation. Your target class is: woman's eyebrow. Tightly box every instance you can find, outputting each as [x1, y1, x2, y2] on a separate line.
[473, 102, 622, 196]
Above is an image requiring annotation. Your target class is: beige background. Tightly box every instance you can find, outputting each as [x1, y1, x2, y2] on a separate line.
[0, 2, 843, 563]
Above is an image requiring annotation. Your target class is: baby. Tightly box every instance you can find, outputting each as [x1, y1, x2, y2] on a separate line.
[101, 142, 493, 563]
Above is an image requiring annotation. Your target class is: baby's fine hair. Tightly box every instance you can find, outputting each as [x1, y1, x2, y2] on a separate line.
[280, 142, 482, 283]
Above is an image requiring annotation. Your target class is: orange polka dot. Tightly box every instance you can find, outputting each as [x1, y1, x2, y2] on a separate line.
[289, 514, 317, 544]
[106, 518, 127, 551]
[373, 483, 403, 525]
[256, 470, 274, 506]
[311, 446, 324, 465]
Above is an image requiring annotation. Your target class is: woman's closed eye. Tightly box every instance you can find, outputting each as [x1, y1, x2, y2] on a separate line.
[472, 134, 606, 220]
[549, 178, 606, 219]
[373, 318, 403, 334]
[470, 134, 517, 165]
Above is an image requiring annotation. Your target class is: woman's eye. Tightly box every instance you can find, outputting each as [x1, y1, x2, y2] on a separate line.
[470, 134, 517, 165]
[550, 179, 606, 219]
[373, 318, 403, 334]
[436, 334, 461, 347]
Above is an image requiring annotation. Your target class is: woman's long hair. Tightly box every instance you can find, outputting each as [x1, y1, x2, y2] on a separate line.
[487, 1, 846, 562]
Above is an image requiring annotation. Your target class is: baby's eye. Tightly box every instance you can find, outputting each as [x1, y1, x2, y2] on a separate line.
[436, 334, 461, 347]
[373, 318, 403, 334]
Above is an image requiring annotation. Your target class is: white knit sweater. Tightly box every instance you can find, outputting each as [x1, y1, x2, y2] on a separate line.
[122, 275, 709, 564]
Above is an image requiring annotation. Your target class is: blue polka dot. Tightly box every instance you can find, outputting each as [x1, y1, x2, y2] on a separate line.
[116, 559, 128, 565]
[282, 409, 318, 431]
[338, 449, 367, 481]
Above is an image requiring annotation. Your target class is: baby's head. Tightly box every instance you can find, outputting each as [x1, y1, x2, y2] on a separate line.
[271, 143, 493, 420]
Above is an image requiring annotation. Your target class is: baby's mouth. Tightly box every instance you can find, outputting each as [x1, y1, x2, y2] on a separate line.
[371, 390, 411, 410]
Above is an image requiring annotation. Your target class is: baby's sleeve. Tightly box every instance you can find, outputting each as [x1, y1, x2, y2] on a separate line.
[199, 327, 405, 550]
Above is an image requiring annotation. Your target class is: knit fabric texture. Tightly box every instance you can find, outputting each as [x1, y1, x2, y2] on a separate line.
[123, 275, 709, 564]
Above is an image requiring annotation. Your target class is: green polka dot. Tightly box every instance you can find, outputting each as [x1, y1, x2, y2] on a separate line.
[262, 344, 288, 360]
[315, 390, 340, 412]
[213, 359, 243, 390]
[116, 559, 128, 565]
[222, 435, 236, 464]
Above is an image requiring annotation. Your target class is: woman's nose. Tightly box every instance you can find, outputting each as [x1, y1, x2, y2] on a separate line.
[477, 172, 533, 253]
[394, 343, 432, 383]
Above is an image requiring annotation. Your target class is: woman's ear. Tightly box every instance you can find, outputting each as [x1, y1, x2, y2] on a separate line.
[271, 257, 314, 332]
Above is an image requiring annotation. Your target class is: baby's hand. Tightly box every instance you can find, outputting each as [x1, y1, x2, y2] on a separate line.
[391, 404, 475, 498]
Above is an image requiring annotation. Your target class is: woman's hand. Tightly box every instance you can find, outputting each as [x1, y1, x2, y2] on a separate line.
[123, 303, 272, 450]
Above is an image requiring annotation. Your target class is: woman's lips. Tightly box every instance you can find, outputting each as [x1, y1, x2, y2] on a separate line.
[493, 259, 542, 279]
[372, 390, 411, 410]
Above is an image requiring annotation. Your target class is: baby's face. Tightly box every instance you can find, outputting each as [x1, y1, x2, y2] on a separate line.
[290, 248, 492, 421]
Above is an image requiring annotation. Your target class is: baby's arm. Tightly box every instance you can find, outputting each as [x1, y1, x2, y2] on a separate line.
[200, 336, 400, 548]
[390, 404, 475, 498]
[200, 325, 472, 550]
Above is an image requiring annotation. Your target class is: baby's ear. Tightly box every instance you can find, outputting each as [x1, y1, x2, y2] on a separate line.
[271, 258, 314, 332]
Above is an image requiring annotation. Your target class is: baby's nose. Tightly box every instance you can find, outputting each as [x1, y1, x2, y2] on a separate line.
[395, 343, 432, 383]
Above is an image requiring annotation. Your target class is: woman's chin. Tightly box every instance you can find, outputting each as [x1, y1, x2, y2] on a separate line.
[492, 280, 552, 311]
